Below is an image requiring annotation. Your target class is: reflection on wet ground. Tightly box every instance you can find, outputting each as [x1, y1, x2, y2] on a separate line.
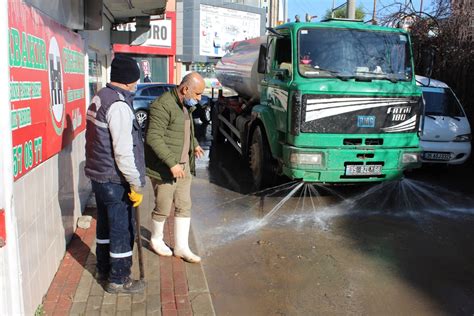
[192, 120, 474, 315]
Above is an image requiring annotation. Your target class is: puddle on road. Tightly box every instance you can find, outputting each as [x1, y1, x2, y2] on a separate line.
[199, 178, 474, 252]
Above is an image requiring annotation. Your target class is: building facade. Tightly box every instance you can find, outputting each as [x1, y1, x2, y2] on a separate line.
[113, 1, 178, 84]
[0, 1, 166, 314]
[260, 0, 288, 26]
[175, 0, 265, 81]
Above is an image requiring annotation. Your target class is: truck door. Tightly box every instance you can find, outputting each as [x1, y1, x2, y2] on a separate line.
[266, 35, 292, 133]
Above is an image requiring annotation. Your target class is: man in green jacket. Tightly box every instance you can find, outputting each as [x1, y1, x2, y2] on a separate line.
[145, 72, 205, 263]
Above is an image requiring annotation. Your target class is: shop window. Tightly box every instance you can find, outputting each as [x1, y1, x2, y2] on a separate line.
[88, 52, 105, 99]
[133, 56, 168, 83]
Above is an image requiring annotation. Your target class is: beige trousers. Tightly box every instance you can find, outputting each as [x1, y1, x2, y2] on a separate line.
[150, 162, 192, 222]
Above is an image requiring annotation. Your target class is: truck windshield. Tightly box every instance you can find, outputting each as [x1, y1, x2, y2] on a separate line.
[422, 87, 465, 117]
[298, 28, 412, 81]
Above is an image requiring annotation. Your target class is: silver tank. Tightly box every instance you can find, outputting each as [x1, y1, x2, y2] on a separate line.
[215, 36, 266, 101]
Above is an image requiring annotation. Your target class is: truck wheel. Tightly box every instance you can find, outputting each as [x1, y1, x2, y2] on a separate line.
[211, 104, 224, 144]
[249, 126, 276, 190]
[199, 106, 211, 125]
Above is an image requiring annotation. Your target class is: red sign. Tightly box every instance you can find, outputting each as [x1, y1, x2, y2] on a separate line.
[0, 209, 5, 247]
[9, 0, 86, 181]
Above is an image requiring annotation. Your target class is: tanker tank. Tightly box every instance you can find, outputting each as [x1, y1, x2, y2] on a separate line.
[215, 36, 266, 102]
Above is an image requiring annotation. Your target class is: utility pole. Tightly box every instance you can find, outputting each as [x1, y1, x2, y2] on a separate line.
[372, 0, 377, 24]
[420, 0, 423, 13]
[332, 0, 335, 18]
[347, 0, 356, 19]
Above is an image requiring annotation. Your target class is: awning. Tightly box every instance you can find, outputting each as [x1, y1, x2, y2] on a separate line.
[104, 0, 168, 23]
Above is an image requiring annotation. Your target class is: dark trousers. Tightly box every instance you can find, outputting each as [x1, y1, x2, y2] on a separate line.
[92, 181, 135, 284]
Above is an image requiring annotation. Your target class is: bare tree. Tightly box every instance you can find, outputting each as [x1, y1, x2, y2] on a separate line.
[379, 0, 473, 123]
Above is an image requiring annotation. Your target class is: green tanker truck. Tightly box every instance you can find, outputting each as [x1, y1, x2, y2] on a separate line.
[213, 19, 422, 189]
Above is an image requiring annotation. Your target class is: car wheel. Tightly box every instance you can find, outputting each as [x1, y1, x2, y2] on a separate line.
[135, 110, 148, 129]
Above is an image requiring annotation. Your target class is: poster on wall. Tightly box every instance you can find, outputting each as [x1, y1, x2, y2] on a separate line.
[9, 0, 86, 181]
[199, 4, 261, 57]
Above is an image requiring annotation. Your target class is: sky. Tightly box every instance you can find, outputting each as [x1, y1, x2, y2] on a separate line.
[287, 0, 426, 23]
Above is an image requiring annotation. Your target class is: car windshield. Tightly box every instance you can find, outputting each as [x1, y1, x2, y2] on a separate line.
[422, 87, 465, 117]
[298, 28, 412, 81]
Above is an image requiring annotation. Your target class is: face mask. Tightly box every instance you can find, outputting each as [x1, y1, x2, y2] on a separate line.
[184, 98, 198, 107]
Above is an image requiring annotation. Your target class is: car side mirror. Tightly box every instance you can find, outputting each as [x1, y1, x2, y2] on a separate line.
[257, 44, 267, 74]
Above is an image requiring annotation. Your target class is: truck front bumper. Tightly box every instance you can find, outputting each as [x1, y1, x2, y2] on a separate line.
[281, 145, 421, 183]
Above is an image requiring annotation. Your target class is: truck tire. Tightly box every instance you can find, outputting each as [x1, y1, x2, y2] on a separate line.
[199, 106, 211, 125]
[249, 126, 276, 190]
[211, 104, 225, 144]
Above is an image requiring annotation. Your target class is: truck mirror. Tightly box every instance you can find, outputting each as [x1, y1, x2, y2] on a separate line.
[275, 68, 289, 80]
[257, 44, 267, 74]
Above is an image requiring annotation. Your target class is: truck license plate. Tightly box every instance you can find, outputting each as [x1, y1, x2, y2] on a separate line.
[423, 152, 451, 161]
[345, 165, 382, 176]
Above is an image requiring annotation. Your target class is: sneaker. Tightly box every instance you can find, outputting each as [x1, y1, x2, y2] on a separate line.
[105, 278, 146, 294]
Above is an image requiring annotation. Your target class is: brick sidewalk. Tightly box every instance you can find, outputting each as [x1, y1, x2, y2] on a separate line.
[42, 184, 214, 315]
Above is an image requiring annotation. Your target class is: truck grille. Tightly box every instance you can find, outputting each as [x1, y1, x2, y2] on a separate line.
[300, 94, 421, 134]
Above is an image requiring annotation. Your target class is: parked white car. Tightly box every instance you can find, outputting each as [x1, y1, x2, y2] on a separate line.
[417, 75, 471, 164]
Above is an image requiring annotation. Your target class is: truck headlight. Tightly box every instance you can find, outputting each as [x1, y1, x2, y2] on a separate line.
[290, 152, 323, 165]
[453, 134, 472, 142]
[401, 152, 419, 164]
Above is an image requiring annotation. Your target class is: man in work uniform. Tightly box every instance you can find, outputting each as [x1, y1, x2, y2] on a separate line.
[145, 72, 205, 263]
[84, 55, 146, 294]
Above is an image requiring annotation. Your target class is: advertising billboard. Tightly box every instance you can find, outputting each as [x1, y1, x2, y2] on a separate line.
[199, 4, 261, 57]
[9, 0, 86, 181]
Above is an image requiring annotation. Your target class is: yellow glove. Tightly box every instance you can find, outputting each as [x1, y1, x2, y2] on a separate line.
[128, 188, 143, 207]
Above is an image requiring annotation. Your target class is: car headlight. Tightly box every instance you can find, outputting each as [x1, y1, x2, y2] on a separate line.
[453, 134, 472, 142]
[290, 152, 323, 165]
[401, 152, 419, 164]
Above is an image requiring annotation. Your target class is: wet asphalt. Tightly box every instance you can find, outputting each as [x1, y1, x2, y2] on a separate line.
[192, 121, 474, 316]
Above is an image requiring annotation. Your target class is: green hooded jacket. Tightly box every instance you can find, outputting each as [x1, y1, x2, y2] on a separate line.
[145, 89, 198, 181]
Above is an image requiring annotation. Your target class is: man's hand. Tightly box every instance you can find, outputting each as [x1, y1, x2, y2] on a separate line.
[194, 146, 205, 159]
[171, 164, 185, 178]
[128, 188, 143, 207]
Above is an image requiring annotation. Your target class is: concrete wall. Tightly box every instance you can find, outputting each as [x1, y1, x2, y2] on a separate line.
[9, 12, 116, 315]
[83, 15, 114, 95]
[83, 16, 112, 55]
[13, 133, 90, 315]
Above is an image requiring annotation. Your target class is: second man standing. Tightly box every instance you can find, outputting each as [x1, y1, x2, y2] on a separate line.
[145, 72, 205, 263]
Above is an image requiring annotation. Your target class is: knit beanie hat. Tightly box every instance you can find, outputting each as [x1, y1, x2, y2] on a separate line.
[110, 55, 140, 84]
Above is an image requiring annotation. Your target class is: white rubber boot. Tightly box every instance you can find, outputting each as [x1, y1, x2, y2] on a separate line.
[174, 217, 201, 263]
[150, 219, 172, 256]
